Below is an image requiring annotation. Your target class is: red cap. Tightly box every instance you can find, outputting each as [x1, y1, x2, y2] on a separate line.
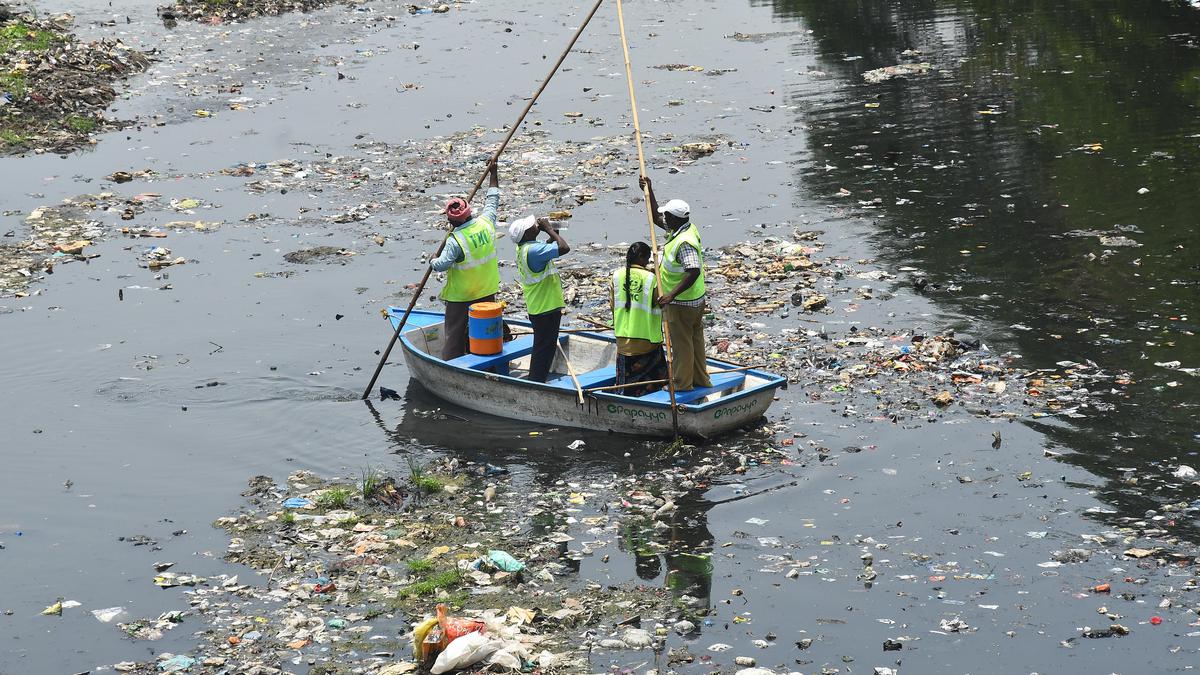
[444, 197, 472, 224]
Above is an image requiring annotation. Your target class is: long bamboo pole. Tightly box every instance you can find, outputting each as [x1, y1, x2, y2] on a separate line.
[361, 0, 607, 400]
[508, 326, 613, 336]
[557, 342, 586, 405]
[615, 0, 680, 437]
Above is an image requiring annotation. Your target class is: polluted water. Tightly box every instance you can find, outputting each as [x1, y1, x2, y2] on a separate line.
[1, 0, 1198, 674]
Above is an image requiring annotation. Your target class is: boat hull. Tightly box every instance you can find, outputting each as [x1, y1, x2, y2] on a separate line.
[401, 346, 776, 437]
[390, 309, 784, 439]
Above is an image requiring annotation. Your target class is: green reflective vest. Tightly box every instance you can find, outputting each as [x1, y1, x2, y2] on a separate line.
[442, 216, 500, 302]
[659, 222, 705, 302]
[613, 266, 663, 343]
[516, 242, 565, 316]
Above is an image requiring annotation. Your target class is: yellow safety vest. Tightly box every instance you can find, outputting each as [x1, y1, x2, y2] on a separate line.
[613, 266, 663, 343]
[659, 222, 705, 302]
[442, 216, 500, 302]
[516, 243, 565, 315]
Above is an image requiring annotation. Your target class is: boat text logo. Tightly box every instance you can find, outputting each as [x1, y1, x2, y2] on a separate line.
[713, 399, 759, 419]
[606, 403, 667, 421]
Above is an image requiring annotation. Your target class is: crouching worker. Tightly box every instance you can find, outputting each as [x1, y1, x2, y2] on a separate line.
[611, 242, 668, 396]
[510, 215, 570, 382]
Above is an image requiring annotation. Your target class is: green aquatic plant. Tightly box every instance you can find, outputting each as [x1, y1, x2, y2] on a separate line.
[0, 23, 56, 54]
[316, 486, 352, 510]
[401, 569, 461, 597]
[406, 457, 444, 494]
[65, 116, 96, 133]
[360, 465, 383, 500]
[405, 558, 435, 575]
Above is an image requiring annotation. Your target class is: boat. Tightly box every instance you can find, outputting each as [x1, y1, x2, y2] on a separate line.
[387, 308, 787, 438]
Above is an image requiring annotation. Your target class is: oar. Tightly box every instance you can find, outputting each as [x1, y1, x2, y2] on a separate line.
[360, 0, 608, 400]
[583, 364, 764, 394]
[557, 342, 586, 405]
[615, 0, 681, 438]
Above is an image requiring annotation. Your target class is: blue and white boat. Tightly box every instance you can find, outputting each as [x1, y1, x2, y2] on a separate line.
[387, 308, 786, 438]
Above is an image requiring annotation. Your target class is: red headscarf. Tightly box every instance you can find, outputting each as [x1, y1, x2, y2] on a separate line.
[444, 197, 472, 224]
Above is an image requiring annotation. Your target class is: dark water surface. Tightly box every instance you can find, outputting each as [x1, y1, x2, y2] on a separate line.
[2, 0, 1198, 673]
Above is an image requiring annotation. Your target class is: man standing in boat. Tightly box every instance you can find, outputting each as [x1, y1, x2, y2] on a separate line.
[431, 161, 501, 360]
[639, 175, 711, 392]
[509, 214, 571, 382]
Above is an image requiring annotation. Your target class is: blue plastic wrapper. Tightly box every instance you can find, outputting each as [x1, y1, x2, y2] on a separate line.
[282, 497, 313, 509]
[159, 654, 196, 672]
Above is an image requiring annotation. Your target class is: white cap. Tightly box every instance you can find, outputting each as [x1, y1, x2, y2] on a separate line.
[508, 215, 537, 241]
[657, 199, 690, 219]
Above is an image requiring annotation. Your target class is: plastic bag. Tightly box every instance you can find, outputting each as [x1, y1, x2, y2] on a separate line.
[430, 632, 496, 674]
[437, 603, 485, 645]
[487, 550, 525, 573]
[410, 616, 440, 660]
[486, 643, 530, 671]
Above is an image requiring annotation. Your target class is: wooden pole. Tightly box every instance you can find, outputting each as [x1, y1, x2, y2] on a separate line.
[508, 326, 613, 336]
[557, 342, 586, 405]
[577, 316, 615, 331]
[615, 0, 680, 437]
[361, 0, 608, 400]
[584, 364, 764, 394]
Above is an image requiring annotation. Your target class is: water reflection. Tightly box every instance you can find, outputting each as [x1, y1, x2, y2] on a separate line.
[766, 0, 1200, 520]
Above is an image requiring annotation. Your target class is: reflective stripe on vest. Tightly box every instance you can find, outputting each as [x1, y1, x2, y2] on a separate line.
[659, 222, 705, 302]
[613, 267, 663, 343]
[442, 217, 500, 302]
[517, 242, 565, 315]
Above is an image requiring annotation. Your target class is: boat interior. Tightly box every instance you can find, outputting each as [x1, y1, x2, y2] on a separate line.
[400, 313, 773, 406]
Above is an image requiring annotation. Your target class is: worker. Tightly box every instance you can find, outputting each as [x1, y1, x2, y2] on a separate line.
[611, 242, 667, 396]
[509, 214, 570, 382]
[431, 161, 500, 360]
[639, 175, 711, 391]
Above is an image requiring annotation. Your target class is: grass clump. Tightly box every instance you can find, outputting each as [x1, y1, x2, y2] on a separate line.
[316, 486, 352, 510]
[1, 72, 28, 98]
[66, 116, 96, 133]
[0, 127, 27, 146]
[401, 569, 461, 597]
[405, 559, 435, 575]
[0, 23, 57, 54]
[406, 457, 445, 494]
[360, 465, 383, 500]
[280, 511, 296, 525]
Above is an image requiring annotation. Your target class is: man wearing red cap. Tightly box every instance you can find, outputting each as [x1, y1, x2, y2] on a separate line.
[431, 162, 501, 360]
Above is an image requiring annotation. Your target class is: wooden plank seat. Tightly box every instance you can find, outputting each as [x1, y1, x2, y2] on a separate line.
[547, 365, 617, 390]
[639, 371, 746, 404]
[448, 336, 536, 375]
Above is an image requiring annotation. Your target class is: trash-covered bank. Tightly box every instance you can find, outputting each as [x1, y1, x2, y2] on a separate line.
[107, 448, 768, 674]
[0, 10, 149, 154]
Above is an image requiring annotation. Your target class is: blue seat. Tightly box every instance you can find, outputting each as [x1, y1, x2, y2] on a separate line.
[639, 372, 746, 404]
[448, 336, 536, 375]
[547, 365, 617, 390]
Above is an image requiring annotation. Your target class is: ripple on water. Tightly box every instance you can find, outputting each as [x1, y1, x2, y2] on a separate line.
[96, 373, 360, 405]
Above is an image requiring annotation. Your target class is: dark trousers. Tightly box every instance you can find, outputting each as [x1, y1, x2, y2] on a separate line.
[441, 294, 496, 360]
[527, 309, 562, 382]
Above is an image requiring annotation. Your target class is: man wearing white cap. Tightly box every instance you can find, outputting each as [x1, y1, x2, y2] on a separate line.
[510, 214, 571, 382]
[639, 175, 712, 391]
